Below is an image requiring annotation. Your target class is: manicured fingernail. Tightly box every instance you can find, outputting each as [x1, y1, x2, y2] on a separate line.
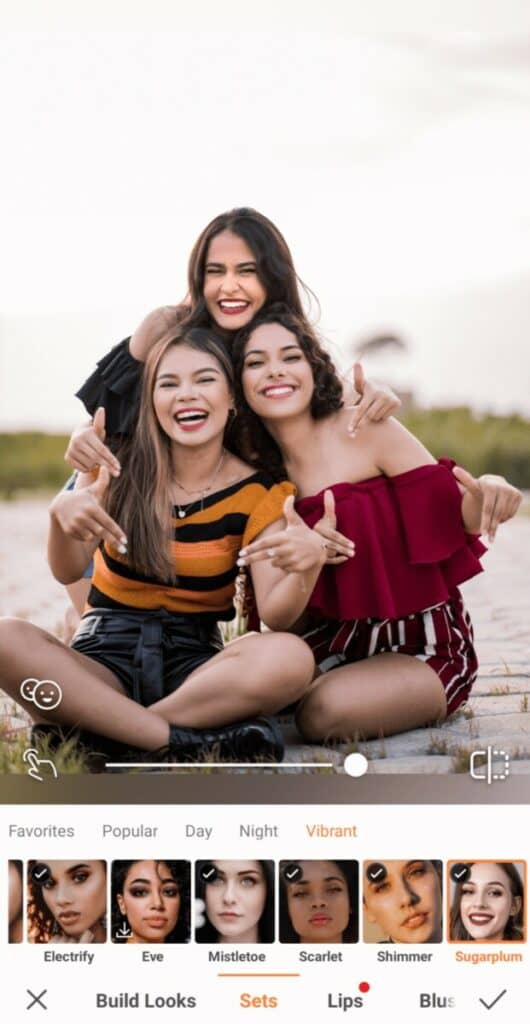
[239, 548, 247, 556]
[237, 558, 246, 567]
[118, 544, 127, 554]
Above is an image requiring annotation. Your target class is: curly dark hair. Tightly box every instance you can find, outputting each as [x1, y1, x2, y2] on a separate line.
[195, 860, 275, 943]
[111, 860, 191, 944]
[450, 862, 524, 941]
[279, 860, 358, 943]
[27, 860, 107, 944]
[231, 303, 344, 481]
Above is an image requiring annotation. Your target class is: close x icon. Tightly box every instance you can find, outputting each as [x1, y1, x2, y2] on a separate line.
[26, 988, 47, 1010]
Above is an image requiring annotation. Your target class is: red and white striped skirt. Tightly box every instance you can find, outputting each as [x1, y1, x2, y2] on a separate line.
[302, 590, 477, 717]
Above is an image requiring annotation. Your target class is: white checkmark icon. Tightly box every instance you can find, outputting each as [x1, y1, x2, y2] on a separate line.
[454, 869, 466, 880]
[35, 870, 47, 879]
[370, 869, 383, 880]
[203, 869, 215, 880]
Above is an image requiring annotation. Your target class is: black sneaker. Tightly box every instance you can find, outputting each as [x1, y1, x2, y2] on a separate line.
[161, 716, 284, 764]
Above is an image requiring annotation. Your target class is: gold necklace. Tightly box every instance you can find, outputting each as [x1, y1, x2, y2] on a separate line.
[173, 449, 226, 519]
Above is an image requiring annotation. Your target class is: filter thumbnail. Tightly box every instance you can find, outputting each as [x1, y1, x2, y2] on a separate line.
[448, 861, 526, 943]
[195, 860, 275, 943]
[8, 861, 23, 943]
[111, 860, 190, 944]
[27, 860, 107, 944]
[363, 859, 443, 943]
[279, 860, 358, 943]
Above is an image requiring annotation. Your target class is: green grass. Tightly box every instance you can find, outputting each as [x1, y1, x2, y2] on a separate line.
[1, 407, 530, 497]
[0, 433, 71, 498]
[0, 726, 88, 775]
[401, 407, 530, 486]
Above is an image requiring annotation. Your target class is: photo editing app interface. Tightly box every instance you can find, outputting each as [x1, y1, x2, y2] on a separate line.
[2, 18, 530, 1016]
[2, 250, 529, 1022]
[1, 809, 529, 1021]
[2, 288, 530, 1022]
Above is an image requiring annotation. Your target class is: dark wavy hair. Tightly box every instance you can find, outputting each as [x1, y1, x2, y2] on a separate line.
[195, 860, 275, 944]
[111, 860, 191, 944]
[184, 208, 318, 333]
[231, 303, 344, 481]
[450, 862, 524, 941]
[279, 860, 358, 943]
[27, 859, 107, 944]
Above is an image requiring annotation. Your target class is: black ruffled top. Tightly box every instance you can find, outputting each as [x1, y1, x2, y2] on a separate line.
[75, 338, 142, 437]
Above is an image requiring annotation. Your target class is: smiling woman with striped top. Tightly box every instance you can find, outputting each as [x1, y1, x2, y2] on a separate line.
[0, 326, 328, 763]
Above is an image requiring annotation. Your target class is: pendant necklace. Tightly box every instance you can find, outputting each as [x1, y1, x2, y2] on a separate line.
[173, 449, 226, 519]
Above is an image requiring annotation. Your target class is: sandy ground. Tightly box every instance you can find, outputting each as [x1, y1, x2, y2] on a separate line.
[1, 498, 529, 773]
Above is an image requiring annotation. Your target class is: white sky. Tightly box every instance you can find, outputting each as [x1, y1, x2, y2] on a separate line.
[2, 3, 530, 428]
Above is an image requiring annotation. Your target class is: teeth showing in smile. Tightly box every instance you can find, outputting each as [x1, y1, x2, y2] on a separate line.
[263, 386, 295, 397]
[219, 301, 248, 310]
[175, 411, 207, 423]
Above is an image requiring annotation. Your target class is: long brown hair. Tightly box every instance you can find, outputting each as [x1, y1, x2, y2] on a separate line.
[133, 210, 320, 370]
[107, 327, 234, 582]
[184, 207, 319, 333]
[450, 862, 524, 941]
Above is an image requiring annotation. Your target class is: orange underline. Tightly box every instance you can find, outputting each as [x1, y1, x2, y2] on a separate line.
[218, 973, 301, 978]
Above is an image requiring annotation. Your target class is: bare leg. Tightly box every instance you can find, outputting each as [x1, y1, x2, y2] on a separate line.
[295, 653, 447, 741]
[0, 619, 168, 750]
[151, 633, 315, 728]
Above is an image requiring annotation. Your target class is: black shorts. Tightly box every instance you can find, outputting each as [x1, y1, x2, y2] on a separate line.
[70, 608, 223, 707]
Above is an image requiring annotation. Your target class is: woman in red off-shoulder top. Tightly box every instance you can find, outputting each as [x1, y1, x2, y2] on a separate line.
[233, 306, 522, 742]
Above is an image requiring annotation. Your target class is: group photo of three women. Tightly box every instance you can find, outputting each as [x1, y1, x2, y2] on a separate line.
[0, 207, 523, 767]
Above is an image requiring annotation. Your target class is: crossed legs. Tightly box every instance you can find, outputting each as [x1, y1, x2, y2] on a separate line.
[0, 619, 314, 750]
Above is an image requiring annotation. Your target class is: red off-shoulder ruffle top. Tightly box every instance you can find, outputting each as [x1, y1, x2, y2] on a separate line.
[295, 458, 486, 621]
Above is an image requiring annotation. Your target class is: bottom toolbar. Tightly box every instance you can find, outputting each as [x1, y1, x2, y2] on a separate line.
[3, 803, 527, 1021]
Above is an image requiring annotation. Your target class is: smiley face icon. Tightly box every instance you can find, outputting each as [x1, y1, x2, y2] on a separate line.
[34, 680, 63, 711]
[20, 678, 63, 712]
[20, 677, 39, 702]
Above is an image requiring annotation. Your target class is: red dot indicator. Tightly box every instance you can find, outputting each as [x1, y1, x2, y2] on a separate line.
[359, 982, 370, 994]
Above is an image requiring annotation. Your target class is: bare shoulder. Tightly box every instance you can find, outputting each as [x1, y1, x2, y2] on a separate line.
[130, 305, 190, 360]
[359, 417, 436, 476]
[136, 304, 188, 335]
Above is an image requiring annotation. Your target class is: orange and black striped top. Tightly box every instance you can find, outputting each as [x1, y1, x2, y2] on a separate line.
[87, 472, 294, 620]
